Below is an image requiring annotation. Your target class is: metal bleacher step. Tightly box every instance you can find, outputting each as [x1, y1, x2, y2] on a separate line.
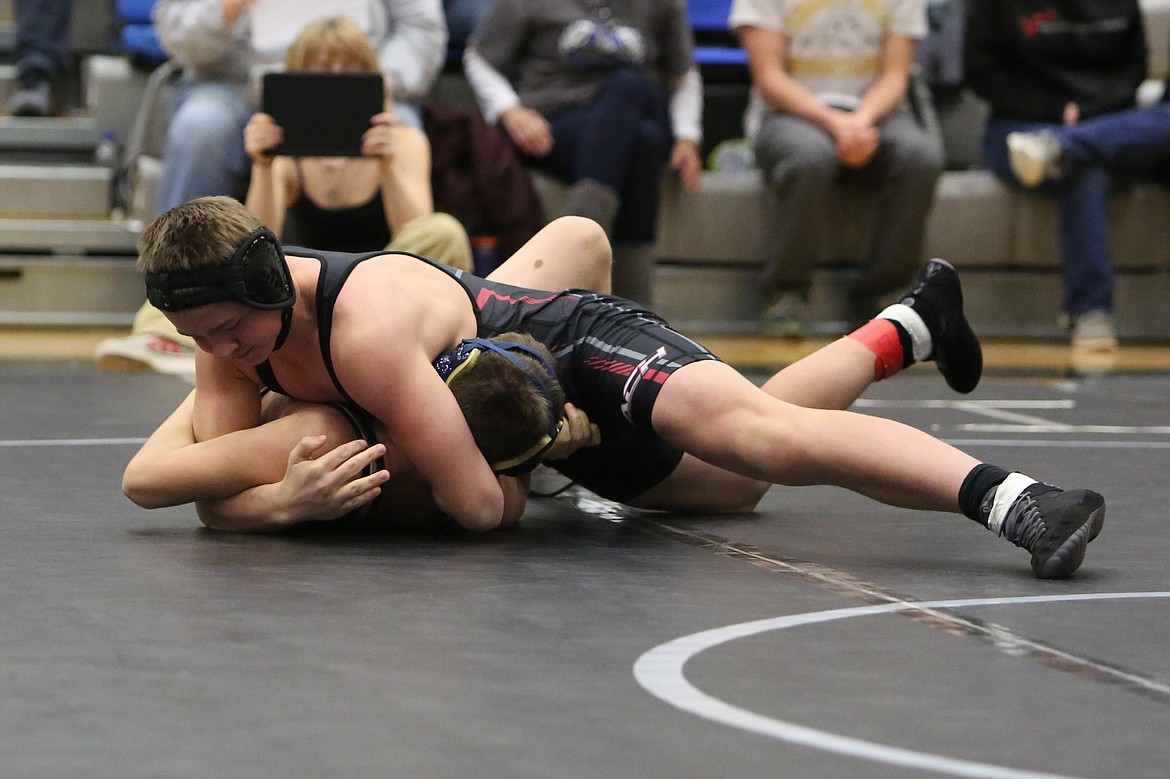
[0, 217, 140, 255]
[0, 164, 113, 218]
[0, 252, 142, 327]
[0, 64, 13, 109]
[0, 115, 104, 164]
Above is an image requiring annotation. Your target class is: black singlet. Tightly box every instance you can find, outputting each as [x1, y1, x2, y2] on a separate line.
[257, 249, 720, 502]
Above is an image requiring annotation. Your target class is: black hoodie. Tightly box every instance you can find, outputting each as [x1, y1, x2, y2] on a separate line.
[964, 0, 1148, 122]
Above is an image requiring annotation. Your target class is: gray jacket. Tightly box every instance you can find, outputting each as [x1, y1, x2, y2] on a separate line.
[152, 0, 447, 102]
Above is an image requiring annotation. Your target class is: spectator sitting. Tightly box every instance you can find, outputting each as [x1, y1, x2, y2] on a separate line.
[94, 1, 451, 378]
[966, 0, 1165, 351]
[731, 0, 945, 336]
[462, 0, 704, 308]
[244, 16, 471, 266]
[151, 0, 446, 215]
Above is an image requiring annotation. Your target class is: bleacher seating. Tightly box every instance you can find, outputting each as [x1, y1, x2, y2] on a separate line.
[116, 0, 166, 63]
[645, 0, 1170, 339]
[7, 0, 1165, 338]
[688, 0, 748, 68]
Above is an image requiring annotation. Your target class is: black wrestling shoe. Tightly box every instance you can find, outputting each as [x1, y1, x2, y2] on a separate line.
[999, 484, 1106, 579]
[900, 258, 983, 394]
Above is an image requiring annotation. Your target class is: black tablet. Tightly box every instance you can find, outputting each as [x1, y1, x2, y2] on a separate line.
[260, 72, 384, 157]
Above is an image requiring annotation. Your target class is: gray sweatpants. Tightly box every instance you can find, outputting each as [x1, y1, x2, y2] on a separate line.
[753, 101, 944, 300]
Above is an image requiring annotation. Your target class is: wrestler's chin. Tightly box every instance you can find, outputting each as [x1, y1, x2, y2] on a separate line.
[237, 346, 270, 365]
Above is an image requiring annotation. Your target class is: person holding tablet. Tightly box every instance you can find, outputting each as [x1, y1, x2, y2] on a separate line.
[243, 15, 472, 267]
[95, 8, 461, 377]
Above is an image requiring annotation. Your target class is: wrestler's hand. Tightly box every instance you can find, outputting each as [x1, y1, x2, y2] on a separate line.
[274, 436, 390, 523]
[543, 402, 601, 461]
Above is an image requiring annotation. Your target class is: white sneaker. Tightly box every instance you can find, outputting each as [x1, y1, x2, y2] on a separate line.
[1007, 131, 1062, 187]
[95, 334, 196, 378]
[1068, 310, 1118, 351]
[759, 291, 807, 338]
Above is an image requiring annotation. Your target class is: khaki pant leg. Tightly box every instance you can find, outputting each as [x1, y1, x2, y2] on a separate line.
[131, 301, 196, 350]
[388, 213, 473, 273]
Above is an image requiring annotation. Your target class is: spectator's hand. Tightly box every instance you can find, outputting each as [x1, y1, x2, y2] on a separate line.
[501, 105, 554, 157]
[274, 436, 389, 523]
[220, 0, 257, 25]
[1063, 101, 1080, 126]
[243, 112, 282, 164]
[542, 402, 601, 461]
[671, 139, 703, 192]
[827, 110, 878, 168]
[363, 112, 401, 172]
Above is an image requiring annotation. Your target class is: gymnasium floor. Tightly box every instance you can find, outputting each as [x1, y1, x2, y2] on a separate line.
[1, 339, 1168, 779]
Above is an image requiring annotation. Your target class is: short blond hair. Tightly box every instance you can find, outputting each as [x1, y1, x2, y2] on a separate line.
[285, 16, 380, 73]
[137, 196, 262, 273]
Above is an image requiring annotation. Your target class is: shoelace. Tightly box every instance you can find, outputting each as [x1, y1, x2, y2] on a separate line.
[1002, 495, 1045, 549]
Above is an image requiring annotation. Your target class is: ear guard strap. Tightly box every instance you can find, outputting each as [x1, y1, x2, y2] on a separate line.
[145, 227, 295, 312]
[435, 338, 564, 476]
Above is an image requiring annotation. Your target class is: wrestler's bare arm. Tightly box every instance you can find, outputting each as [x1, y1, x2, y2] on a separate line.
[123, 392, 390, 531]
[341, 331, 507, 531]
[194, 435, 389, 532]
[190, 347, 266, 442]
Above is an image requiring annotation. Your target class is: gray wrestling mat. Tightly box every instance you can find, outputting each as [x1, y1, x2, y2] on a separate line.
[1, 361, 1167, 779]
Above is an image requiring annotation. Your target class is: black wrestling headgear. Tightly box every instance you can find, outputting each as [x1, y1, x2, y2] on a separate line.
[144, 226, 297, 350]
[433, 338, 563, 476]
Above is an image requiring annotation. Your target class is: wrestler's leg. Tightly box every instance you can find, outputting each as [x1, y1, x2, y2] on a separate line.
[651, 360, 978, 511]
[629, 259, 983, 513]
[486, 216, 612, 293]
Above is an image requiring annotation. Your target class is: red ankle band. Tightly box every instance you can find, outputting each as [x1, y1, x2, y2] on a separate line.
[847, 319, 904, 381]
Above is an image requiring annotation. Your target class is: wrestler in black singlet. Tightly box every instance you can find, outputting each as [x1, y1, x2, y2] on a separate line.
[258, 248, 720, 502]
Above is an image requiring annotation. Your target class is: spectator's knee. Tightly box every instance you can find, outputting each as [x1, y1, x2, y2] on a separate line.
[761, 144, 838, 190]
[393, 212, 473, 273]
[893, 134, 946, 178]
[602, 67, 658, 105]
[166, 97, 246, 158]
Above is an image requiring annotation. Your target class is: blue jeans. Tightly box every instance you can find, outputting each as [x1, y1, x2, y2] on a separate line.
[1061, 102, 1170, 172]
[15, 0, 71, 81]
[753, 103, 943, 297]
[444, 0, 491, 44]
[529, 68, 672, 244]
[156, 79, 254, 214]
[981, 108, 1170, 315]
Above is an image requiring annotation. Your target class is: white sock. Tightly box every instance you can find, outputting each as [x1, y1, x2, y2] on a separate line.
[986, 472, 1038, 534]
[878, 303, 932, 363]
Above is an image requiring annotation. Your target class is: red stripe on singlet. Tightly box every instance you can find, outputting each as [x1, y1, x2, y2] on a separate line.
[584, 357, 670, 384]
[475, 287, 560, 308]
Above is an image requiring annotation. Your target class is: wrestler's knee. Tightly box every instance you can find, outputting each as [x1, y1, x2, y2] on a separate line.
[554, 215, 612, 292]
